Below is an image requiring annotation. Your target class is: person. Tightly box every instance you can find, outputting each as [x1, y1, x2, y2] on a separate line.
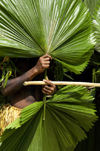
[0, 54, 56, 135]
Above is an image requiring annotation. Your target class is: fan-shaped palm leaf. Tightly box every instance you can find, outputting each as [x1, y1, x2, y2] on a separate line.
[93, 1, 100, 53]
[0, 86, 97, 151]
[84, 0, 99, 14]
[0, 0, 94, 74]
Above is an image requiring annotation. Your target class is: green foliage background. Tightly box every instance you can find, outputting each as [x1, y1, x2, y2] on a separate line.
[0, 0, 100, 151]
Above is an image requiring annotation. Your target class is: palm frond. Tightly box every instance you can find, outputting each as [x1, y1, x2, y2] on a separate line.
[0, 0, 94, 74]
[93, 1, 100, 53]
[0, 86, 97, 151]
[84, 0, 99, 14]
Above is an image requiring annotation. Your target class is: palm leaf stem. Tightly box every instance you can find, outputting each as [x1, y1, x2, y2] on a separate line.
[43, 69, 48, 121]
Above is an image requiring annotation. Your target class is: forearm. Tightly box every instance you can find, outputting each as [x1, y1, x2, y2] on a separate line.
[1, 66, 39, 96]
[1, 54, 52, 96]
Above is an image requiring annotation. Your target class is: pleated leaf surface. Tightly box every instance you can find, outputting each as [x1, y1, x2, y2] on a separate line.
[93, 1, 100, 52]
[0, 86, 97, 151]
[85, 0, 99, 14]
[0, 0, 94, 74]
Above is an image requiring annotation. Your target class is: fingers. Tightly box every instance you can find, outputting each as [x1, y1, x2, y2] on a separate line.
[42, 61, 50, 65]
[39, 55, 51, 68]
[44, 85, 53, 90]
[35, 54, 52, 74]
[42, 88, 52, 95]
[42, 80, 56, 95]
[42, 86, 54, 95]
[43, 80, 54, 87]
[43, 58, 51, 61]
[42, 54, 52, 60]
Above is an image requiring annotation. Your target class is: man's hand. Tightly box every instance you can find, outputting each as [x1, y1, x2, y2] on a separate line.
[35, 54, 52, 74]
[42, 80, 56, 95]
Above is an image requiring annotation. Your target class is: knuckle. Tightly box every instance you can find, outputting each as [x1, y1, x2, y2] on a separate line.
[40, 60, 43, 63]
[42, 91, 45, 94]
[45, 66, 48, 69]
[42, 64, 45, 68]
[39, 57, 41, 60]
[42, 87, 45, 91]
[51, 88, 54, 91]
[53, 85, 56, 88]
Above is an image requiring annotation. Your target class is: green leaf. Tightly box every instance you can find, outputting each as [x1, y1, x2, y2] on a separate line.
[0, 86, 97, 151]
[20, 101, 43, 125]
[3, 70, 12, 88]
[0, 0, 94, 74]
[93, 1, 100, 53]
[84, 0, 99, 14]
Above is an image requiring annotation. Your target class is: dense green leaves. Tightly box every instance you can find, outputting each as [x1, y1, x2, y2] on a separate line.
[85, 0, 99, 14]
[0, 57, 16, 88]
[93, 1, 100, 53]
[0, 86, 97, 151]
[0, 1, 98, 151]
[0, 0, 94, 74]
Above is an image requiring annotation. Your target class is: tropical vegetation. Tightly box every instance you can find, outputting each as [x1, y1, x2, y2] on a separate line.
[0, 0, 100, 151]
